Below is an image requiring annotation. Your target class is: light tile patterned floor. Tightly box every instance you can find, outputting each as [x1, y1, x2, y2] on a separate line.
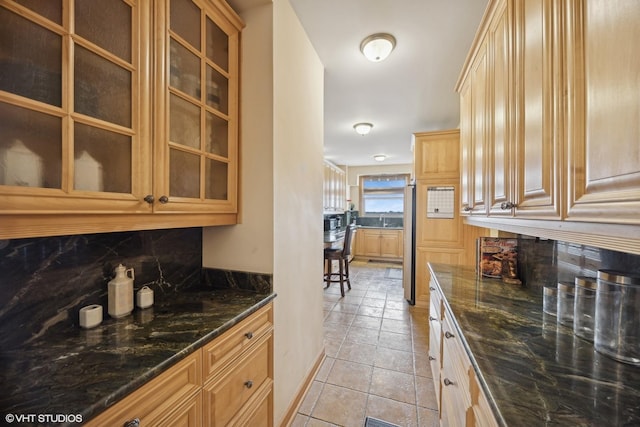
[291, 261, 439, 427]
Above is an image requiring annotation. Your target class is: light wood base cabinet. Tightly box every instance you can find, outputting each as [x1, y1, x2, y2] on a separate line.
[412, 130, 489, 309]
[86, 303, 273, 427]
[355, 228, 403, 261]
[85, 351, 203, 427]
[429, 276, 498, 427]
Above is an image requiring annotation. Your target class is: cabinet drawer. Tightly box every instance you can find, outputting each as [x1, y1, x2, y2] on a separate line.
[441, 313, 471, 406]
[203, 335, 272, 426]
[203, 304, 273, 382]
[85, 351, 202, 427]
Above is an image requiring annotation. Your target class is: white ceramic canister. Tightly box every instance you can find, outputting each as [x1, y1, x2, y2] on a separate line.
[136, 285, 154, 309]
[108, 264, 135, 318]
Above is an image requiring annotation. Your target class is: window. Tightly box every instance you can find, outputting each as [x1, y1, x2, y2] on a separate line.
[359, 174, 409, 216]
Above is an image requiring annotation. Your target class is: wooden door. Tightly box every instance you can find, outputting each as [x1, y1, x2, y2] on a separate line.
[488, 0, 515, 216]
[471, 38, 489, 215]
[362, 229, 382, 257]
[379, 230, 400, 258]
[459, 81, 474, 215]
[512, 0, 562, 219]
[565, 0, 640, 225]
[153, 0, 241, 214]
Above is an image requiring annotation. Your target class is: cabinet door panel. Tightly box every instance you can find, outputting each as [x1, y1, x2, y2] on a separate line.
[460, 82, 473, 214]
[566, 0, 640, 224]
[416, 181, 463, 248]
[488, 0, 514, 216]
[0, 1, 150, 214]
[513, 0, 561, 219]
[472, 40, 488, 214]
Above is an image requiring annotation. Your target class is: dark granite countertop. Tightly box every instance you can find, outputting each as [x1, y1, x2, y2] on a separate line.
[428, 263, 640, 427]
[0, 289, 275, 426]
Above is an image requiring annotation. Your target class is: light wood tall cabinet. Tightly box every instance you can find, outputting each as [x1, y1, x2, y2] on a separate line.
[0, 0, 242, 239]
[413, 130, 487, 308]
[457, 0, 640, 254]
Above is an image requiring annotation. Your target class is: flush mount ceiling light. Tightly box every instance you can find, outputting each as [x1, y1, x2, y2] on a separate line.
[373, 154, 386, 162]
[360, 33, 396, 62]
[353, 122, 373, 135]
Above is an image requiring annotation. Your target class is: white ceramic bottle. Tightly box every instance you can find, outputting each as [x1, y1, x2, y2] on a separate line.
[108, 264, 134, 318]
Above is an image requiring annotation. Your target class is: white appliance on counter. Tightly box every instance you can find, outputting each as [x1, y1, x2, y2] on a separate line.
[403, 182, 416, 304]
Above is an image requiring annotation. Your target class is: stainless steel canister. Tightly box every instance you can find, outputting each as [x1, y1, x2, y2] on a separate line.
[557, 281, 575, 327]
[573, 276, 597, 341]
[595, 269, 640, 365]
[543, 286, 558, 316]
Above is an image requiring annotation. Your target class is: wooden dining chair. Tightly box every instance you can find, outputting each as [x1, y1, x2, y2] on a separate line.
[324, 224, 356, 297]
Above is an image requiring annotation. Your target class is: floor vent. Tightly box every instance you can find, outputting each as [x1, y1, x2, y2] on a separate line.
[364, 417, 400, 427]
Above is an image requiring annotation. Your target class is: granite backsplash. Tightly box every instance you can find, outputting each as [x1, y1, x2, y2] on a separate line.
[0, 227, 271, 350]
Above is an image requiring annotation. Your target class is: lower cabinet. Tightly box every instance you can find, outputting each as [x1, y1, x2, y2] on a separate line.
[86, 303, 273, 427]
[355, 228, 403, 261]
[85, 350, 203, 427]
[429, 279, 498, 427]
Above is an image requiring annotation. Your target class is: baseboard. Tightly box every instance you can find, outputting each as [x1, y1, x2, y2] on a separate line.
[278, 348, 326, 427]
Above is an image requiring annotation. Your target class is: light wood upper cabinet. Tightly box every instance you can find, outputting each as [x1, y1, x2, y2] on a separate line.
[565, 0, 640, 225]
[512, 0, 562, 219]
[487, 0, 514, 217]
[154, 0, 241, 214]
[0, 0, 151, 214]
[459, 0, 640, 253]
[414, 130, 460, 181]
[0, 0, 242, 239]
[323, 160, 346, 213]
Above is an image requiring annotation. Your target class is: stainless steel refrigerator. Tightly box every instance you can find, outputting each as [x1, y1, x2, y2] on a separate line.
[403, 182, 416, 304]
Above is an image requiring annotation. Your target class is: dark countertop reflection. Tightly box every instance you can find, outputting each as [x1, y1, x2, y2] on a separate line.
[428, 263, 640, 427]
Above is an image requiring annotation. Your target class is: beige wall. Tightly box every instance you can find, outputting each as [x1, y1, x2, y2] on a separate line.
[202, 2, 274, 274]
[203, 0, 326, 425]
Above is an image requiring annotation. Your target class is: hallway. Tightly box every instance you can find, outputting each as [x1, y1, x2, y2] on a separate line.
[292, 261, 439, 427]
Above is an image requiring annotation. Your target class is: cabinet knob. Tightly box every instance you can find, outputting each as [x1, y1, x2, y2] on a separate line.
[124, 418, 140, 427]
[143, 195, 154, 204]
[244, 380, 253, 389]
[430, 286, 436, 291]
[443, 378, 455, 386]
[444, 331, 455, 339]
[463, 206, 473, 212]
[245, 331, 253, 339]
[159, 195, 169, 204]
[429, 316, 438, 322]
[500, 201, 517, 210]
[429, 355, 436, 361]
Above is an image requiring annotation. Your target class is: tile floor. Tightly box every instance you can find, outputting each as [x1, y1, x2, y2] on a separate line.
[291, 261, 439, 427]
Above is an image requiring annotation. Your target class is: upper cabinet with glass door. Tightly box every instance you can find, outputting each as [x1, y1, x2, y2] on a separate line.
[0, 0, 150, 214]
[154, 0, 242, 213]
[0, 0, 243, 238]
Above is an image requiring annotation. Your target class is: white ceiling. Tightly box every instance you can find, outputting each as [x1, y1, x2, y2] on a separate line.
[230, 0, 489, 166]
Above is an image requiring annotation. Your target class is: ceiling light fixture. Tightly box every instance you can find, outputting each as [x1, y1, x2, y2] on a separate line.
[353, 122, 373, 135]
[373, 154, 386, 162]
[360, 33, 396, 62]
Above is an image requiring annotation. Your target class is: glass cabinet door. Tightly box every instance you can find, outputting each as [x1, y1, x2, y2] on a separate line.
[158, 0, 240, 211]
[0, 0, 148, 211]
